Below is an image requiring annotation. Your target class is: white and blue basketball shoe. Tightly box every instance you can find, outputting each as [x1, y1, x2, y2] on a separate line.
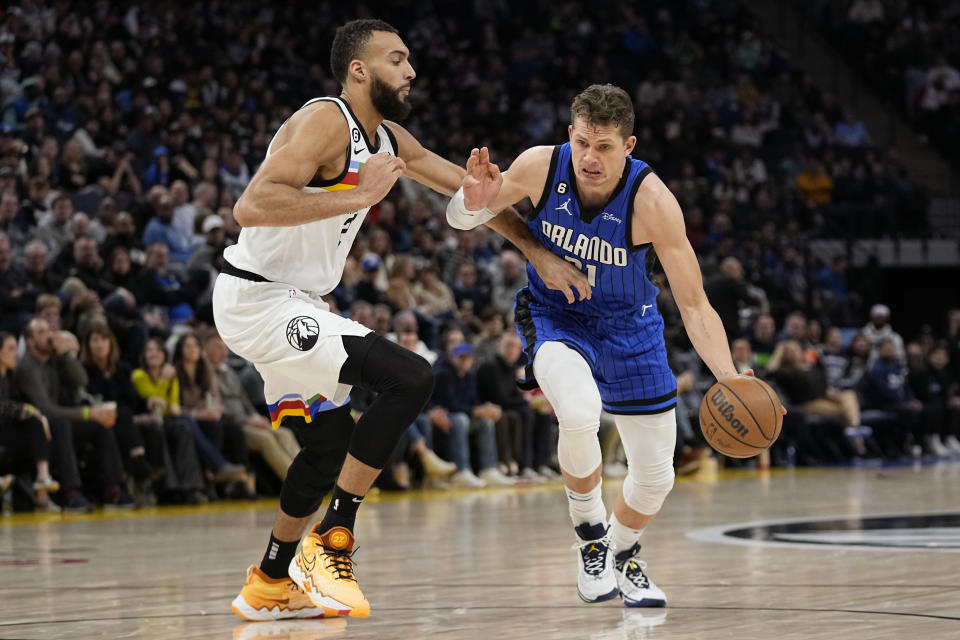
[573, 523, 619, 603]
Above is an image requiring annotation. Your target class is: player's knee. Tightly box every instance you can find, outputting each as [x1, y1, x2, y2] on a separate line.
[556, 405, 601, 438]
[400, 354, 434, 404]
[622, 465, 675, 515]
[557, 426, 602, 477]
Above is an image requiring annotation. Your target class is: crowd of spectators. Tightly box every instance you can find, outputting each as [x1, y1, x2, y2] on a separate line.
[0, 1, 955, 511]
[802, 0, 960, 167]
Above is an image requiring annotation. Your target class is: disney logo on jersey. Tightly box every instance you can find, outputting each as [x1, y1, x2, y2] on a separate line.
[601, 212, 622, 224]
[556, 197, 573, 215]
[286, 315, 320, 351]
[540, 220, 627, 267]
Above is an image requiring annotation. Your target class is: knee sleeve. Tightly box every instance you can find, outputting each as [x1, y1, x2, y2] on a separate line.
[615, 410, 677, 515]
[280, 406, 354, 518]
[533, 342, 602, 478]
[340, 334, 435, 469]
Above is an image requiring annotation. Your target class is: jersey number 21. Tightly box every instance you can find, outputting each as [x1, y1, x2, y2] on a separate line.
[564, 256, 597, 287]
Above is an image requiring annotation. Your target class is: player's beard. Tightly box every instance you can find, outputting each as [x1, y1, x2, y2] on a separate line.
[370, 73, 412, 121]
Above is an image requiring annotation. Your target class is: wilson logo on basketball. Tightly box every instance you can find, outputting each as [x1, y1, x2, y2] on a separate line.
[698, 377, 782, 458]
[710, 389, 749, 437]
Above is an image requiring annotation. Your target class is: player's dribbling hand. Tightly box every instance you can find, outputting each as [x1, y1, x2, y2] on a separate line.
[462, 147, 502, 210]
[357, 153, 406, 205]
[731, 370, 788, 415]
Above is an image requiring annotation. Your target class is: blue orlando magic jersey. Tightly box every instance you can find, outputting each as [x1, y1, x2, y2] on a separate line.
[526, 143, 657, 316]
[515, 143, 677, 414]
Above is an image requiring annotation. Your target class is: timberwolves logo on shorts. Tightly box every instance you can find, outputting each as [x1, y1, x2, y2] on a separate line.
[286, 316, 319, 351]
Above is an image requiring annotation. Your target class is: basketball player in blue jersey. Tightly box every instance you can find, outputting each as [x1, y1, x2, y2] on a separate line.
[448, 84, 783, 607]
[220, 20, 590, 621]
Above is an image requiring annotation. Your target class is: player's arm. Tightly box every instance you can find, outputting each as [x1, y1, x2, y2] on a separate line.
[638, 175, 738, 381]
[234, 104, 405, 227]
[386, 120, 463, 196]
[459, 145, 552, 214]
[387, 121, 542, 207]
[475, 145, 592, 302]
[388, 125, 590, 302]
[476, 147, 592, 301]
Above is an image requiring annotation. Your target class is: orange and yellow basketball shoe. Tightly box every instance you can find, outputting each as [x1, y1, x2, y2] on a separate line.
[231, 565, 326, 621]
[288, 525, 370, 618]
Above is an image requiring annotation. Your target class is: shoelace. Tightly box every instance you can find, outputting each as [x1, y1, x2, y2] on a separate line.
[321, 545, 358, 582]
[623, 559, 650, 588]
[572, 538, 610, 577]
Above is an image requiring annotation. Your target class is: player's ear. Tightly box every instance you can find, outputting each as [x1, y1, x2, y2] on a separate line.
[567, 124, 574, 141]
[624, 135, 637, 156]
[348, 60, 366, 83]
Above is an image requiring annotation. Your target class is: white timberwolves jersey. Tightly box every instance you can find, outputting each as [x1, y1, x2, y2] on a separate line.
[224, 97, 397, 293]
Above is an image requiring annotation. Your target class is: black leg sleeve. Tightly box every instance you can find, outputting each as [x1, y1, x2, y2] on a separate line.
[279, 408, 356, 518]
[338, 334, 435, 470]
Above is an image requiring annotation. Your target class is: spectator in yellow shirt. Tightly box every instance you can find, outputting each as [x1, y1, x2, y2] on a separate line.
[796, 158, 834, 206]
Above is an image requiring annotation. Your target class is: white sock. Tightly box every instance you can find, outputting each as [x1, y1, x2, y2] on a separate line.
[609, 512, 643, 553]
[566, 482, 607, 529]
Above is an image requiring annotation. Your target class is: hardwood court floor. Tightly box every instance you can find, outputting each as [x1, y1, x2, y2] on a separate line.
[1, 464, 960, 639]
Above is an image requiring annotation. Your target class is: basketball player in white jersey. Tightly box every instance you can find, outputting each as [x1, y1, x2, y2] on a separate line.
[219, 20, 590, 621]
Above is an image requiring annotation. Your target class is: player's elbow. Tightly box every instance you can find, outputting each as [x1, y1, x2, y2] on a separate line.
[674, 289, 712, 317]
[233, 195, 258, 228]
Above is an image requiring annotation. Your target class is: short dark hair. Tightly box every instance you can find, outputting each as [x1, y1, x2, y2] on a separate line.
[52, 194, 72, 208]
[570, 84, 635, 139]
[330, 19, 399, 84]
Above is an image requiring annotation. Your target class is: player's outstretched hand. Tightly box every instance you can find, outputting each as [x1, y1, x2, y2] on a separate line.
[531, 252, 592, 304]
[357, 153, 406, 205]
[462, 147, 502, 210]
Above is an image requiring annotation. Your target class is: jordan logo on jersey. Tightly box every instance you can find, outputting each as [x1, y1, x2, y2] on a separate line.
[556, 198, 573, 215]
[540, 220, 628, 267]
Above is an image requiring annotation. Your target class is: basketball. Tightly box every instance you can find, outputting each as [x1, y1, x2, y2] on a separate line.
[698, 376, 782, 458]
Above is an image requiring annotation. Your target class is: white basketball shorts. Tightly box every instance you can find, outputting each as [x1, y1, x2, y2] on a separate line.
[212, 273, 370, 429]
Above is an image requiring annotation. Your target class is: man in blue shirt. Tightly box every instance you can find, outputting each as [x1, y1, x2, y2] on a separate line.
[142, 187, 194, 263]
